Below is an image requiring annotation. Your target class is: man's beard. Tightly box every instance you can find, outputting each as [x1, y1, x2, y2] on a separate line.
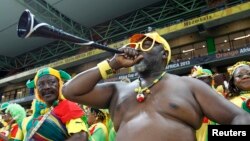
[133, 60, 147, 72]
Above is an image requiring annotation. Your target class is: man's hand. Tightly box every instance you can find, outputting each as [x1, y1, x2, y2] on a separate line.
[109, 47, 144, 70]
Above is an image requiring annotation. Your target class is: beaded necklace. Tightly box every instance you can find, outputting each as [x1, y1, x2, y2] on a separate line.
[134, 71, 166, 103]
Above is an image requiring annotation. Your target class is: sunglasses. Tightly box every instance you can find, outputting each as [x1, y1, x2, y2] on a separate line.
[125, 36, 158, 52]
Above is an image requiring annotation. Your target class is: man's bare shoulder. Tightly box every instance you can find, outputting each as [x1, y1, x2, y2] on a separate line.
[167, 74, 197, 81]
[181, 75, 199, 82]
[102, 80, 132, 89]
[166, 74, 203, 87]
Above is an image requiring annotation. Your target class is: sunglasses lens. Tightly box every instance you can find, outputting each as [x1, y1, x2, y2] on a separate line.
[140, 37, 155, 51]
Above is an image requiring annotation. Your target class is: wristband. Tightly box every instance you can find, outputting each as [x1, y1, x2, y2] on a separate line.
[97, 60, 116, 79]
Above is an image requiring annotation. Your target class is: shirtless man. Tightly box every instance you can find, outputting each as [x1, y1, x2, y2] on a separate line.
[63, 32, 250, 141]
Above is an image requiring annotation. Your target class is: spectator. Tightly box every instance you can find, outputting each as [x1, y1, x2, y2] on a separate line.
[63, 32, 250, 141]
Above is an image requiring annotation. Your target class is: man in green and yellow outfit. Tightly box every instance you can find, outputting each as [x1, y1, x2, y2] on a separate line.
[25, 67, 89, 141]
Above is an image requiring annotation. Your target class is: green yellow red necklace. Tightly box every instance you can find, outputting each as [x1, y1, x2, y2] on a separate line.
[134, 71, 166, 103]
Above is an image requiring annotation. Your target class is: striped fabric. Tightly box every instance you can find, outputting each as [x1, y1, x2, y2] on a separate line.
[26, 112, 69, 141]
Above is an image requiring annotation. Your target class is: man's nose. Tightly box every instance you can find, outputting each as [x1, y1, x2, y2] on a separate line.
[43, 83, 51, 89]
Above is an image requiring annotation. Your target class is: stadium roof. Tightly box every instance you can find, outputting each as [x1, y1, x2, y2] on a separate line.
[0, 0, 159, 57]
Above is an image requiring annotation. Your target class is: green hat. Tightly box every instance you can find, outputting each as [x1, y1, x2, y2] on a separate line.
[0, 102, 9, 111]
[190, 66, 213, 78]
[201, 69, 213, 77]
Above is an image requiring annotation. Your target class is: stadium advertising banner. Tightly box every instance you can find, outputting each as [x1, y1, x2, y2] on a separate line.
[157, 1, 250, 35]
[167, 46, 250, 70]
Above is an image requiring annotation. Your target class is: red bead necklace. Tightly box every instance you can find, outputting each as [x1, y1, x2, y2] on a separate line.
[134, 71, 166, 103]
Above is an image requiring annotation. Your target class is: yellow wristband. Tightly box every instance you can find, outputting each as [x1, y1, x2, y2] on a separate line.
[97, 60, 115, 79]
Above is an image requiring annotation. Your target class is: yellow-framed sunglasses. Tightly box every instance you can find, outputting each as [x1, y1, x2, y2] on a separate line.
[125, 35, 159, 52]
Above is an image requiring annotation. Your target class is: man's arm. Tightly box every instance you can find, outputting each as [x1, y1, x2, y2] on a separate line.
[186, 77, 250, 124]
[63, 67, 116, 108]
[62, 47, 143, 108]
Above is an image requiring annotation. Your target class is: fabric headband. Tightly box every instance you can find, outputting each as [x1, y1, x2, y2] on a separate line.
[26, 67, 71, 89]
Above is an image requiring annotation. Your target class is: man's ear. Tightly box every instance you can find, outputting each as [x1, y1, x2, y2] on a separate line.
[162, 50, 168, 60]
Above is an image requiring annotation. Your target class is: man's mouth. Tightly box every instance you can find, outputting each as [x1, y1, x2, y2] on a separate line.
[43, 93, 51, 97]
[42, 92, 53, 98]
[242, 77, 250, 81]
